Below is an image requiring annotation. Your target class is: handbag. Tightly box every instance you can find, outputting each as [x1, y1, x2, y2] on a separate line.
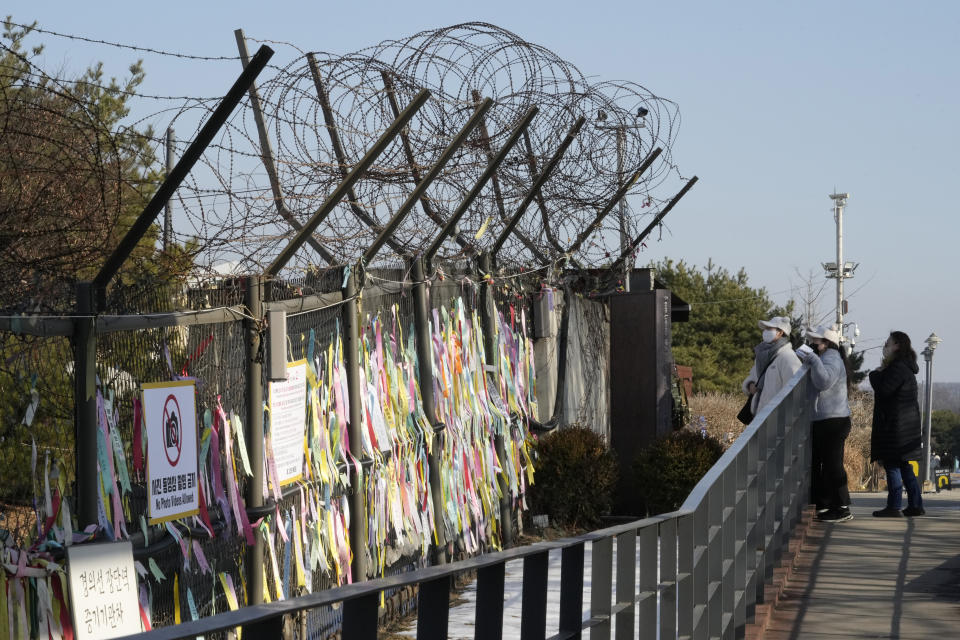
[737, 354, 777, 425]
[737, 395, 755, 425]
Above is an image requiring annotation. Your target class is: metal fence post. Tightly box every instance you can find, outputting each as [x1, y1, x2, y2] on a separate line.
[235, 30, 335, 265]
[94, 46, 274, 290]
[73, 282, 99, 529]
[244, 275, 265, 605]
[343, 267, 368, 582]
[410, 255, 447, 562]
[479, 252, 514, 547]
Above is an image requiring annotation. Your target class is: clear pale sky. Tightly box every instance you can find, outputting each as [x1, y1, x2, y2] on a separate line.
[6, 1, 958, 381]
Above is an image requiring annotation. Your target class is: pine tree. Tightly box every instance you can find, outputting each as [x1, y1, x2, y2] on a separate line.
[653, 258, 795, 392]
[0, 18, 193, 312]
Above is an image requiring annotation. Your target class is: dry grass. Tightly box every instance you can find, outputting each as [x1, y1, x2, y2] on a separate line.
[687, 391, 748, 446]
[685, 389, 880, 492]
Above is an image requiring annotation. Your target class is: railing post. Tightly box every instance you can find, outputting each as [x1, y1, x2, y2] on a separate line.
[762, 416, 777, 590]
[73, 282, 99, 529]
[417, 576, 451, 640]
[560, 543, 584, 639]
[693, 503, 709, 640]
[707, 486, 723, 636]
[658, 520, 678, 640]
[744, 420, 760, 620]
[615, 530, 637, 640]
[677, 513, 694, 640]
[773, 398, 787, 560]
[734, 448, 748, 635]
[411, 256, 447, 563]
[244, 275, 266, 606]
[343, 268, 368, 582]
[342, 592, 379, 640]
[637, 526, 657, 640]
[521, 550, 549, 640]
[721, 466, 736, 635]
[476, 562, 506, 639]
[591, 536, 613, 640]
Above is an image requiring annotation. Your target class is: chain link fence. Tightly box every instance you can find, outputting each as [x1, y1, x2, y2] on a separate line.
[0, 258, 612, 638]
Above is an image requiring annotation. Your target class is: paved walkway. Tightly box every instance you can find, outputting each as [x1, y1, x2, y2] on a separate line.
[764, 491, 960, 639]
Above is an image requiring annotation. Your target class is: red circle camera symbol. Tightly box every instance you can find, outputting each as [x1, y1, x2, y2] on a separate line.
[162, 394, 183, 466]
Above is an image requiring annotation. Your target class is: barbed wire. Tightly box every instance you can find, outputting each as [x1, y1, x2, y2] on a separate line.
[2, 21, 691, 309]
[202, 22, 687, 271]
[3, 20, 242, 61]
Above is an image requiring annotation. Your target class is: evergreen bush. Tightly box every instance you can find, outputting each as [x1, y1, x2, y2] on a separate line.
[633, 428, 724, 516]
[527, 426, 617, 529]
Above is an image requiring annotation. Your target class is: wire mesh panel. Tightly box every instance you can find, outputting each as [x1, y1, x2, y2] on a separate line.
[264, 300, 353, 604]
[430, 258, 483, 315]
[260, 276, 437, 638]
[93, 317, 252, 631]
[268, 267, 345, 303]
[0, 332, 75, 549]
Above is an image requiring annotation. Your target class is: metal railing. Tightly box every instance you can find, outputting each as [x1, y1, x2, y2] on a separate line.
[118, 368, 811, 640]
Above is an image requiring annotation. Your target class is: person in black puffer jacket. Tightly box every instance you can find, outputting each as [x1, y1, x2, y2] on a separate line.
[869, 331, 924, 517]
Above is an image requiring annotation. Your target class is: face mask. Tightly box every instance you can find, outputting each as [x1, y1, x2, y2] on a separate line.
[762, 329, 778, 343]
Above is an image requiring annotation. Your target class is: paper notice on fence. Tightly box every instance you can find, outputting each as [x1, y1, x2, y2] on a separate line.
[269, 360, 308, 485]
[67, 540, 141, 639]
[142, 380, 199, 524]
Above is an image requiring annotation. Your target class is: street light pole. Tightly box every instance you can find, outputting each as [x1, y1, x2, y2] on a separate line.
[822, 192, 858, 351]
[831, 192, 845, 332]
[920, 332, 942, 489]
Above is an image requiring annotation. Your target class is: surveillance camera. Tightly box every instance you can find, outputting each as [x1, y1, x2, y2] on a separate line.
[636, 106, 649, 118]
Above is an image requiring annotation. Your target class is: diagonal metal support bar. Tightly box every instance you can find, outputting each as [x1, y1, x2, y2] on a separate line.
[362, 98, 493, 264]
[235, 30, 335, 265]
[381, 71, 475, 250]
[469, 90, 546, 265]
[566, 146, 663, 256]
[522, 128, 564, 253]
[266, 88, 431, 276]
[471, 88, 509, 217]
[424, 106, 538, 265]
[612, 175, 699, 270]
[491, 116, 586, 259]
[95, 45, 274, 290]
[307, 53, 404, 254]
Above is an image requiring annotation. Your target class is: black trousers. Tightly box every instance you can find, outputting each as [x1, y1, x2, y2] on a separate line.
[811, 416, 852, 510]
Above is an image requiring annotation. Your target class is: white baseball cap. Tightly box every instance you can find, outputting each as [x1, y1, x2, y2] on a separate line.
[806, 324, 841, 346]
[758, 316, 791, 334]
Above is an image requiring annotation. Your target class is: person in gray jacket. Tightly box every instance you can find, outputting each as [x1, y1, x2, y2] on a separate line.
[742, 316, 802, 416]
[798, 324, 853, 522]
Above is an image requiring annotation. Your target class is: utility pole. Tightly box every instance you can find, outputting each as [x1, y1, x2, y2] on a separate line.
[822, 191, 857, 350]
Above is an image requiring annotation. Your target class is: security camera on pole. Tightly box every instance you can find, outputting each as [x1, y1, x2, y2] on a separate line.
[822, 191, 858, 352]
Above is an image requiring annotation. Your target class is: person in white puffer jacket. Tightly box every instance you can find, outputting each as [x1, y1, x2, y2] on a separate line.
[742, 316, 802, 415]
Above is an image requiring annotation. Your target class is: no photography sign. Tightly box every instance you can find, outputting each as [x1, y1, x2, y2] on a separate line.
[142, 380, 199, 524]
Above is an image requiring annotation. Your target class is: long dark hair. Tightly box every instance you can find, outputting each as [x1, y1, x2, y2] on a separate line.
[888, 331, 919, 370]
